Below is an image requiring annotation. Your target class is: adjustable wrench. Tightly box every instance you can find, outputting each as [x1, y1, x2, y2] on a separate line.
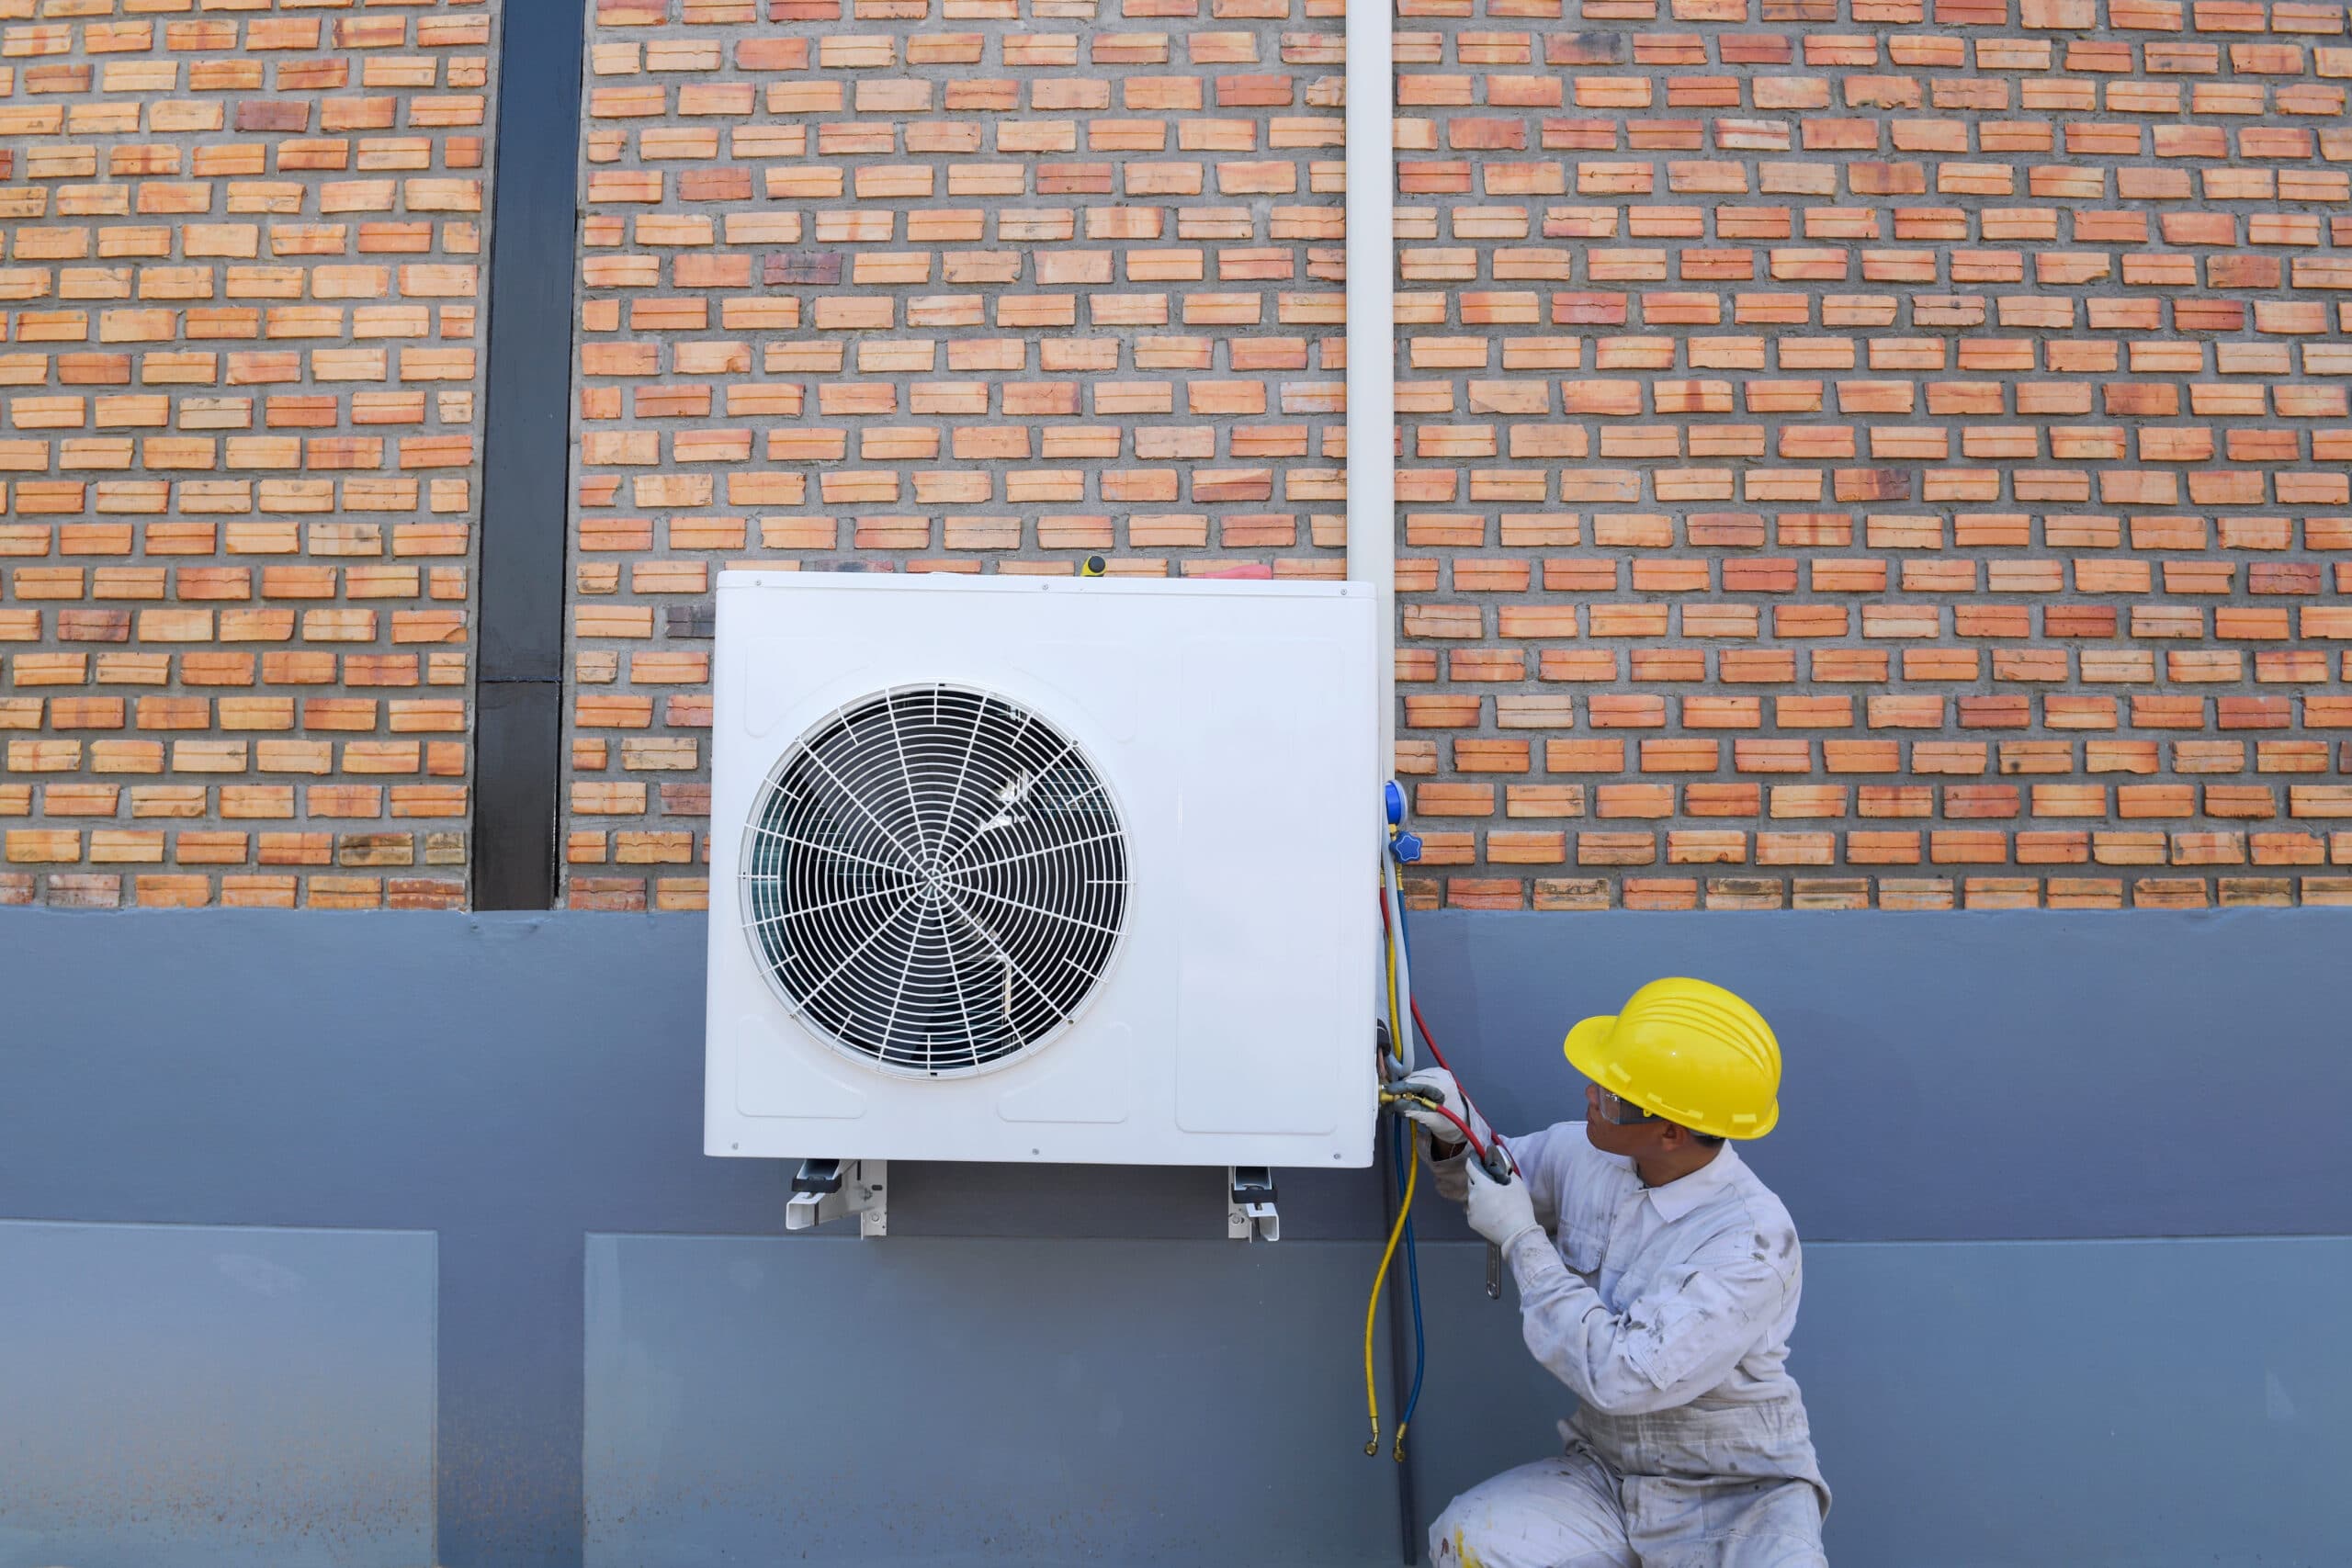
[1478, 1141, 1516, 1301]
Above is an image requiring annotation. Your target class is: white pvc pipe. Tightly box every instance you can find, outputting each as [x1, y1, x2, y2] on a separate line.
[1343, 0, 1396, 783]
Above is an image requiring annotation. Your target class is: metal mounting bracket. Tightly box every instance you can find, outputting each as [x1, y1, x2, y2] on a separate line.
[786, 1157, 888, 1238]
[1227, 1166, 1279, 1242]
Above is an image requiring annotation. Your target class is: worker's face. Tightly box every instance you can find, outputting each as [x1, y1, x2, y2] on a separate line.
[1583, 1081, 1675, 1159]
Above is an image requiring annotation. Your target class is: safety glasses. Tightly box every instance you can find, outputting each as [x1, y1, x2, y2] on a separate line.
[1594, 1087, 1659, 1126]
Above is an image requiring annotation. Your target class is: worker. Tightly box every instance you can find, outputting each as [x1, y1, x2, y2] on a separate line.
[1392, 977, 1829, 1568]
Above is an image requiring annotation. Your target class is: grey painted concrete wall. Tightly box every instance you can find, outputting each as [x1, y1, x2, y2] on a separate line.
[0, 1221, 435, 1568]
[584, 1236, 1405, 1568]
[2, 910, 2347, 1566]
[585, 1234, 2352, 1568]
[1400, 909, 2352, 1240]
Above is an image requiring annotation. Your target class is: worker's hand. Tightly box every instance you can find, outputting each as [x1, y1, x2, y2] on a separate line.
[1388, 1067, 1487, 1153]
[1464, 1156, 1542, 1256]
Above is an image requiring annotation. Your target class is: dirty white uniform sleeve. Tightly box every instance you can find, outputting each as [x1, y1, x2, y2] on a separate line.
[1504, 1218, 1791, 1416]
[1429, 1124, 1564, 1227]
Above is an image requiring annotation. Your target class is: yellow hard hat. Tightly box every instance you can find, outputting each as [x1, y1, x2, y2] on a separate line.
[1564, 977, 1781, 1140]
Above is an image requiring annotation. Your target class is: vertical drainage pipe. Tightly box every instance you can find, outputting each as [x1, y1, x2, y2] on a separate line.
[1347, 1, 1413, 1560]
[1345, 0, 1396, 779]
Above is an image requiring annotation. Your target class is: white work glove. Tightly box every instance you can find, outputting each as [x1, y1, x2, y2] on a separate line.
[1388, 1067, 1487, 1153]
[1464, 1156, 1542, 1257]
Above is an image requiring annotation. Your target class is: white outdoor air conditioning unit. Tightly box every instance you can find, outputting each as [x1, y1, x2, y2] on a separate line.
[704, 572, 1381, 1223]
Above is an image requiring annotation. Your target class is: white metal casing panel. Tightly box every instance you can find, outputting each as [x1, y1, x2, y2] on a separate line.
[704, 572, 1379, 1168]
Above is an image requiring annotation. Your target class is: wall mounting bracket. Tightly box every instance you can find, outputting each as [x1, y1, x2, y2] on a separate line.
[786, 1157, 888, 1237]
[1227, 1166, 1279, 1242]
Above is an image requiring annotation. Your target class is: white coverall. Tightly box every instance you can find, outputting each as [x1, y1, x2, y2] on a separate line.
[1429, 1122, 1830, 1568]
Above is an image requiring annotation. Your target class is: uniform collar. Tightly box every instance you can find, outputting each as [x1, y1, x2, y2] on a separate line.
[1645, 1140, 1742, 1223]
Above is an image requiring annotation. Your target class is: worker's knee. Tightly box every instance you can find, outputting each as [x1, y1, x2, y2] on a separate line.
[1428, 1500, 1514, 1568]
[1428, 1495, 1492, 1568]
[1428, 1457, 1636, 1568]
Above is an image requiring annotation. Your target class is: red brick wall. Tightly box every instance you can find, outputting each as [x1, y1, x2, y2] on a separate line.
[15, 0, 2352, 915]
[564, 0, 1350, 911]
[1394, 0, 2352, 910]
[0, 0, 491, 909]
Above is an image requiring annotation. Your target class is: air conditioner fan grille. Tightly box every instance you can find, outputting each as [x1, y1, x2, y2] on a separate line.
[740, 683, 1128, 1074]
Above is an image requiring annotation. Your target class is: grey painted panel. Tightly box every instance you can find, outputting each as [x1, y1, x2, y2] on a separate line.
[0, 1220, 436, 1568]
[1404, 1235, 2352, 1568]
[584, 1235, 1403, 1568]
[1404, 909, 2352, 1240]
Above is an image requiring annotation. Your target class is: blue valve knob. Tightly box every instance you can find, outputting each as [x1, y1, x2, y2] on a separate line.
[1390, 831, 1423, 864]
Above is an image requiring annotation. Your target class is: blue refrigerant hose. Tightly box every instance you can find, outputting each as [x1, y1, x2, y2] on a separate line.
[1394, 1112, 1427, 1453]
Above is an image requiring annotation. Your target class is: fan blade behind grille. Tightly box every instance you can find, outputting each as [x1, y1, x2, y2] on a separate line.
[741, 683, 1128, 1074]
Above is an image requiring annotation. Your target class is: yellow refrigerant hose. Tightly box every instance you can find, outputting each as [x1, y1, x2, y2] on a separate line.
[1363, 1124, 1418, 1455]
[1363, 897, 1415, 1455]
